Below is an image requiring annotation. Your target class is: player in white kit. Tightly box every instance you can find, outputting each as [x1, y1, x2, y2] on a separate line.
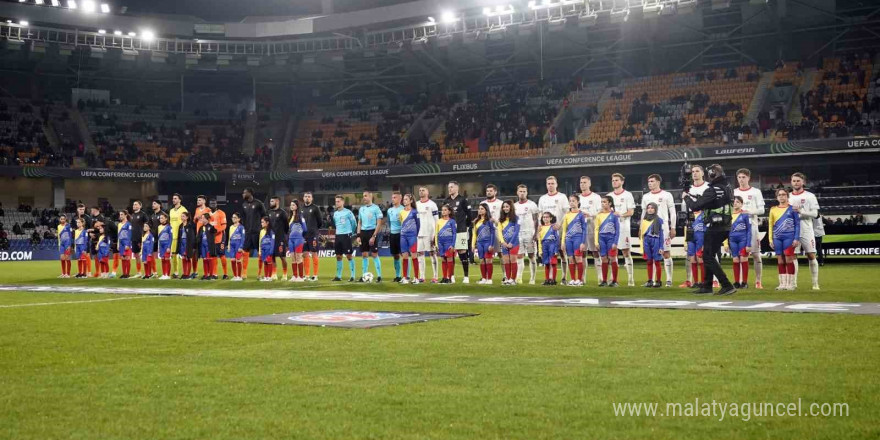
[607, 173, 636, 286]
[681, 165, 710, 287]
[484, 184, 503, 222]
[641, 174, 677, 287]
[514, 184, 540, 284]
[788, 172, 820, 290]
[538, 176, 570, 283]
[578, 176, 603, 284]
[416, 186, 440, 283]
[734, 168, 766, 289]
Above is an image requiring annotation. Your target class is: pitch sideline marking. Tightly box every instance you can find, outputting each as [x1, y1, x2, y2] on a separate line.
[0, 296, 162, 308]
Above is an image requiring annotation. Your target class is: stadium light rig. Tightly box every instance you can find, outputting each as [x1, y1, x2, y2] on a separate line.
[483, 4, 515, 17]
[141, 30, 155, 41]
[82, 0, 96, 13]
[35, 0, 45, 5]
[51, 0, 60, 6]
[19, 20, 29, 26]
[113, 30, 121, 35]
[440, 11, 458, 23]
[67, 0, 77, 9]
[100, 3, 110, 13]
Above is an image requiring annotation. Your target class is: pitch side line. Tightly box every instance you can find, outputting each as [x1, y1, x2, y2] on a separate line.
[0, 285, 877, 315]
[0, 296, 162, 308]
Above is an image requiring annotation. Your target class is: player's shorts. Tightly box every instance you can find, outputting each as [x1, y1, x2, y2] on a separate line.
[542, 251, 558, 266]
[334, 233, 353, 255]
[728, 235, 749, 258]
[262, 253, 274, 264]
[400, 235, 418, 254]
[454, 232, 469, 251]
[243, 231, 260, 252]
[200, 243, 217, 259]
[642, 235, 663, 261]
[585, 222, 598, 252]
[564, 237, 584, 257]
[359, 230, 379, 253]
[476, 242, 494, 260]
[501, 244, 520, 256]
[120, 246, 133, 258]
[598, 235, 618, 258]
[438, 240, 456, 258]
[417, 236, 433, 253]
[60, 241, 72, 255]
[287, 239, 305, 255]
[774, 236, 797, 257]
[518, 230, 536, 254]
[796, 232, 816, 254]
[660, 233, 671, 252]
[303, 231, 318, 253]
[75, 246, 88, 260]
[274, 239, 288, 257]
[99, 256, 110, 264]
[687, 236, 705, 258]
[143, 255, 153, 265]
[132, 239, 142, 254]
[616, 230, 631, 250]
[159, 244, 172, 259]
[389, 233, 401, 255]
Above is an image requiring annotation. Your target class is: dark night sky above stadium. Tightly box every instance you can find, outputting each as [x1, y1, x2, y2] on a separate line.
[116, 0, 413, 21]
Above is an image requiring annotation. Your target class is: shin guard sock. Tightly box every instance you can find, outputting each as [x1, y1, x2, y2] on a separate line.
[654, 261, 662, 282]
[402, 258, 409, 278]
[741, 261, 749, 284]
[809, 259, 819, 286]
[312, 255, 320, 277]
[647, 260, 654, 281]
[413, 258, 421, 279]
[393, 258, 401, 278]
[374, 257, 382, 278]
[336, 260, 343, 278]
[612, 261, 619, 282]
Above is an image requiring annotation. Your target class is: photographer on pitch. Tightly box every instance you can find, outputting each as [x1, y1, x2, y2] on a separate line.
[683, 164, 737, 296]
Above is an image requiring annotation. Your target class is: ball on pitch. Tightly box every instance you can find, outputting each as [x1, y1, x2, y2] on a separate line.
[362, 272, 374, 282]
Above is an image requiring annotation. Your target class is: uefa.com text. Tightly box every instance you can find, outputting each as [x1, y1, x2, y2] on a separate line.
[612, 399, 849, 422]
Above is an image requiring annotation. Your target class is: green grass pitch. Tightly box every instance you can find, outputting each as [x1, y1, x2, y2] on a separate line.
[1, 258, 879, 439]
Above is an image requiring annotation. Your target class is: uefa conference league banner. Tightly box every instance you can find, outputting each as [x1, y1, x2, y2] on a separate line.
[1, 137, 877, 183]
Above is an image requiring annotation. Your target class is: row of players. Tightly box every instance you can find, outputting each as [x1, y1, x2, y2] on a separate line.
[50, 168, 821, 290]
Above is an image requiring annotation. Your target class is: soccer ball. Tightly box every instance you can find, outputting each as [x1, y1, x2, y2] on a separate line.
[362, 272, 374, 283]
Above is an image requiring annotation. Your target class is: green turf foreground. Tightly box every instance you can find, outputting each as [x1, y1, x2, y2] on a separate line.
[1, 260, 879, 439]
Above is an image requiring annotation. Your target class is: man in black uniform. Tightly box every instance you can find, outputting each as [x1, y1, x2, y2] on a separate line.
[267, 196, 289, 280]
[73, 203, 93, 231]
[149, 200, 166, 278]
[129, 200, 150, 278]
[444, 181, 472, 283]
[241, 187, 266, 277]
[684, 164, 737, 296]
[300, 192, 323, 281]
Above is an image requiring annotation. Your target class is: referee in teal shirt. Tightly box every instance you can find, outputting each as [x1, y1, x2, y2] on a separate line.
[332, 195, 358, 282]
[357, 191, 384, 282]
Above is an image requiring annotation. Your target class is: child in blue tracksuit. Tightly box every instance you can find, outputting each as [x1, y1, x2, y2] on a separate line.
[141, 224, 155, 278]
[259, 216, 276, 281]
[769, 189, 801, 290]
[398, 195, 420, 283]
[96, 225, 111, 278]
[436, 204, 457, 283]
[561, 195, 588, 286]
[640, 202, 665, 287]
[287, 205, 308, 282]
[538, 212, 559, 285]
[687, 212, 706, 287]
[496, 201, 521, 285]
[157, 213, 173, 278]
[57, 215, 73, 278]
[595, 196, 621, 287]
[472, 203, 497, 284]
[226, 213, 245, 280]
[74, 217, 89, 278]
[726, 196, 752, 288]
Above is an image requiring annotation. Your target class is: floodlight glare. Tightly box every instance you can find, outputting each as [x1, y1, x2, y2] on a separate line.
[427, 16, 436, 23]
[35, 0, 45, 5]
[100, 3, 110, 13]
[440, 11, 456, 23]
[19, 20, 29, 26]
[67, 0, 77, 9]
[51, 0, 60, 5]
[97, 29, 106, 34]
[141, 30, 154, 41]
[127, 31, 136, 36]
[483, 7, 491, 16]
[113, 30, 122, 35]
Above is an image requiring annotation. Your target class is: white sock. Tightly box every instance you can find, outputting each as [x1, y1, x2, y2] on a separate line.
[595, 258, 603, 282]
[431, 254, 439, 279]
[664, 257, 673, 283]
[625, 255, 634, 281]
[809, 258, 819, 286]
[793, 258, 799, 286]
[529, 256, 537, 281]
[753, 254, 763, 283]
[418, 255, 426, 280]
[517, 258, 524, 280]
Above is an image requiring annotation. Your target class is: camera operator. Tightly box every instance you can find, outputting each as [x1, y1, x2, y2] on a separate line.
[683, 164, 737, 295]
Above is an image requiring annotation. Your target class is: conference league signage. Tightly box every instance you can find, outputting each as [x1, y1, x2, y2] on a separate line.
[1, 136, 876, 182]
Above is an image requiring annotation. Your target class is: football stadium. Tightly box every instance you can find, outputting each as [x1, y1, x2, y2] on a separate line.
[0, 0, 879, 438]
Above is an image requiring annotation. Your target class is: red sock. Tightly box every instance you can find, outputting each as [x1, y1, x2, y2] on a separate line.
[203, 259, 209, 276]
[487, 262, 493, 279]
[76, 260, 82, 275]
[242, 254, 250, 276]
[479, 262, 486, 279]
[654, 260, 662, 282]
[551, 263, 557, 281]
[511, 262, 517, 280]
[569, 263, 576, 280]
[602, 261, 608, 282]
[778, 263, 786, 275]
[448, 260, 454, 279]
[577, 262, 584, 281]
[403, 258, 409, 278]
[113, 254, 120, 272]
[413, 258, 420, 279]
[181, 259, 189, 276]
[787, 262, 795, 275]
[136, 258, 142, 274]
[282, 259, 288, 278]
[312, 255, 319, 278]
[691, 262, 698, 283]
[545, 265, 550, 280]
[60, 260, 66, 275]
[123, 259, 131, 276]
[647, 260, 654, 281]
[612, 261, 619, 282]
[733, 262, 740, 283]
[740, 261, 749, 283]
[221, 256, 228, 276]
